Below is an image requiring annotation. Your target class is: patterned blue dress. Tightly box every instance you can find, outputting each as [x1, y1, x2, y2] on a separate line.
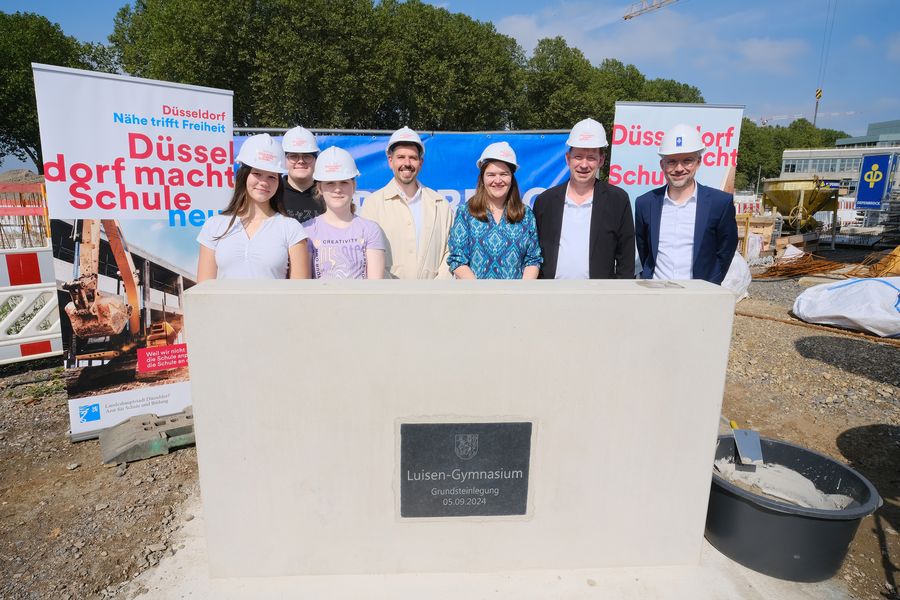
[447, 203, 542, 279]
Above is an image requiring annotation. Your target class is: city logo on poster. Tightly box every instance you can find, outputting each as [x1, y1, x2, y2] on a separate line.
[454, 433, 479, 460]
[79, 403, 101, 423]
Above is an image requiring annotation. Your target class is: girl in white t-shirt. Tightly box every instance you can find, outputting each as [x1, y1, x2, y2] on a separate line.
[197, 134, 310, 281]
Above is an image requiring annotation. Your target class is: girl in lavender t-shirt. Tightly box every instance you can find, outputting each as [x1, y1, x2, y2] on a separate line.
[305, 146, 386, 279]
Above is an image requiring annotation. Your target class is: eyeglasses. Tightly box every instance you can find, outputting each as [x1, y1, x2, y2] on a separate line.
[662, 157, 699, 169]
[286, 153, 316, 163]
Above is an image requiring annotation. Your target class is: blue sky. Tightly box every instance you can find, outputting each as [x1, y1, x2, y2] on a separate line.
[4, 0, 899, 172]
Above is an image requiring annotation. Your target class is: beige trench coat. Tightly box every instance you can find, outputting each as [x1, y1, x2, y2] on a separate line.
[360, 179, 453, 279]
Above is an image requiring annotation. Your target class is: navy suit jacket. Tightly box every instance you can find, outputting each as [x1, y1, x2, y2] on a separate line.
[634, 183, 737, 284]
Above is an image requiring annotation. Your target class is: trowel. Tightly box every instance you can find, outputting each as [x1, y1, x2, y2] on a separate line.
[721, 416, 764, 467]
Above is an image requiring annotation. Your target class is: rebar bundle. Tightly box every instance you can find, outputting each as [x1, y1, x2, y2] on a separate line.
[755, 246, 900, 279]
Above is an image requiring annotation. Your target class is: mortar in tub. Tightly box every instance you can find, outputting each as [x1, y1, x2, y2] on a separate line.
[706, 435, 881, 582]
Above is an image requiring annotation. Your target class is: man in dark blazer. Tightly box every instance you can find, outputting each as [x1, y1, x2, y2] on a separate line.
[533, 118, 635, 279]
[634, 123, 737, 285]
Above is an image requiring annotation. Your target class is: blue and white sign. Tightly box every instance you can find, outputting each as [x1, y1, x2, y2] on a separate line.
[78, 403, 101, 423]
[856, 154, 892, 210]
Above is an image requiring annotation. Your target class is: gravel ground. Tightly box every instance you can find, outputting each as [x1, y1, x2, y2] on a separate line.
[0, 275, 897, 599]
[0, 359, 198, 600]
[725, 278, 899, 600]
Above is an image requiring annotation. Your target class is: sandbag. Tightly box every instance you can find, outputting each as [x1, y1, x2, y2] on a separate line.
[746, 233, 763, 261]
[721, 252, 751, 302]
[792, 278, 900, 337]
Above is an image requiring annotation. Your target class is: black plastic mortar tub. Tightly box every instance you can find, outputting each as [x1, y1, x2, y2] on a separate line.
[705, 435, 881, 582]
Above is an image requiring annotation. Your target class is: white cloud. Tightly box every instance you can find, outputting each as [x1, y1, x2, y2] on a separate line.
[874, 96, 900, 109]
[852, 35, 874, 49]
[496, 1, 807, 79]
[888, 33, 900, 62]
[734, 38, 807, 76]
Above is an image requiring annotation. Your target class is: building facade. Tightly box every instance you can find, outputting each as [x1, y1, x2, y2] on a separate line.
[781, 120, 900, 197]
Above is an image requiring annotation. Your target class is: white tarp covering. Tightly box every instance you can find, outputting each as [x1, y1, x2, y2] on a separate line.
[793, 278, 900, 337]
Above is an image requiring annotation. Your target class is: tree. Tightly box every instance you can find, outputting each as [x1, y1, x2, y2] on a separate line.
[589, 58, 648, 127]
[641, 77, 703, 104]
[248, 0, 390, 128]
[516, 37, 596, 129]
[111, 0, 258, 125]
[111, 0, 525, 130]
[366, 0, 523, 130]
[0, 11, 115, 171]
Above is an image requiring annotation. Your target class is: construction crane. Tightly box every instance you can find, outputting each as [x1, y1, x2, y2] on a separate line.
[623, 0, 680, 20]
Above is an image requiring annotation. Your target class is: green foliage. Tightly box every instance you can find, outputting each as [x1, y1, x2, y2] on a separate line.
[517, 37, 595, 129]
[2, 1, 848, 177]
[516, 46, 703, 133]
[0, 11, 115, 171]
[111, 0, 523, 130]
[374, 0, 523, 130]
[735, 117, 849, 191]
[108, 1, 700, 132]
[110, 0, 256, 124]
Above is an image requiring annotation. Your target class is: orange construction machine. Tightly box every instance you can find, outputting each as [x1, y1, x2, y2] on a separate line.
[62, 219, 177, 365]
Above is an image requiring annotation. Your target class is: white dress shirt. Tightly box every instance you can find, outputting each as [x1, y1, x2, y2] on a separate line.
[555, 194, 593, 279]
[402, 184, 424, 249]
[653, 183, 697, 280]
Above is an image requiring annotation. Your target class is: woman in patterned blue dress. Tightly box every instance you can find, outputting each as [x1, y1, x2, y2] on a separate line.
[447, 142, 542, 279]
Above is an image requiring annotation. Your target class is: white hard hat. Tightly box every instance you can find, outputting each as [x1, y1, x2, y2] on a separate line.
[477, 141, 518, 171]
[387, 126, 425, 155]
[236, 133, 287, 174]
[566, 118, 608, 148]
[658, 123, 706, 156]
[282, 126, 320, 154]
[313, 146, 360, 181]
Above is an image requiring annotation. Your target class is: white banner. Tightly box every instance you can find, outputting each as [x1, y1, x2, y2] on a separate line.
[33, 64, 233, 439]
[609, 102, 744, 202]
[33, 64, 233, 221]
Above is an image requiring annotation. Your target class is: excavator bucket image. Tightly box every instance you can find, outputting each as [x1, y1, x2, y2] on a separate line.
[63, 282, 132, 338]
[63, 219, 141, 342]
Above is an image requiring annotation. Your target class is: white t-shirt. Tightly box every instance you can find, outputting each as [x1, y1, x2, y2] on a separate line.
[197, 213, 307, 279]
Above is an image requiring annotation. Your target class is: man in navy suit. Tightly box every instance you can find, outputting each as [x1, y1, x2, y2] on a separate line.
[634, 124, 737, 284]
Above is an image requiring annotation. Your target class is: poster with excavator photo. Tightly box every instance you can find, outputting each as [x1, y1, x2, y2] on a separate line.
[33, 64, 233, 439]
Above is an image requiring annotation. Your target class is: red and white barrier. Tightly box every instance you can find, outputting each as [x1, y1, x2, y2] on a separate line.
[0, 247, 63, 365]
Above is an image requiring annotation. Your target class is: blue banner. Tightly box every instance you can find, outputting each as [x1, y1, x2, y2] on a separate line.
[236, 133, 569, 208]
[856, 154, 891, 210]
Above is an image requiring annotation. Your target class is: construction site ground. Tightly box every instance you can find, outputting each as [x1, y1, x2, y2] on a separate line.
[1, 253, 898, 599]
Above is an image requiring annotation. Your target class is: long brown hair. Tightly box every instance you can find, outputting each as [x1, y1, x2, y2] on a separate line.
[466, 160, 524, 224]
[215, 164, 285, 239]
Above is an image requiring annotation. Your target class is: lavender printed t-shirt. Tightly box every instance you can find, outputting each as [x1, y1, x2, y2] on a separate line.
[303, 215, 385, 279]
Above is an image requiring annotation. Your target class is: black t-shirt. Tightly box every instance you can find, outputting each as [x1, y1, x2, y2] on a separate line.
[281, 178, 324, 224]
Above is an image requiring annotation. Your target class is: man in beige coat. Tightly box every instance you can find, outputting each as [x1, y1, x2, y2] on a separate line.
[360, 127, 452, 279]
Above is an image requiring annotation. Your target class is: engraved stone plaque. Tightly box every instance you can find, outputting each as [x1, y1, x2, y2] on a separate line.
[400, 422, 532, 518]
